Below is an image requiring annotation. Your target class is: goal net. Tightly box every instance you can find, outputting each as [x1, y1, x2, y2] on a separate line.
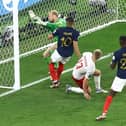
[0, 0, 125, 95]
[0, 5, 14, 89]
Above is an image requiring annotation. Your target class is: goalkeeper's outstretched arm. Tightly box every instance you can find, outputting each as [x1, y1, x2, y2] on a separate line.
[28, 10, 47, 26]
[28, 10, 66, 31]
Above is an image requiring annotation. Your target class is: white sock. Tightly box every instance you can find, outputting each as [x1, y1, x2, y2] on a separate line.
[94, 75, 101, 89]
[69, 87, 84, 94]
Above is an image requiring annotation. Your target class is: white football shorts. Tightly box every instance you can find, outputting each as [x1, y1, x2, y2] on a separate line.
[51, 49, 71, 64]
[111, 76, 126, 92]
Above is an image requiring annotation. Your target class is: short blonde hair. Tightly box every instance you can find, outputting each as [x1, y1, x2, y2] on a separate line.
[49, 10, 59, 17]
[93, 49, 102, 59]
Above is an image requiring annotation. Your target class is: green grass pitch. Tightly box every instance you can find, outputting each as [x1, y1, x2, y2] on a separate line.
[0, 22, 126, 126]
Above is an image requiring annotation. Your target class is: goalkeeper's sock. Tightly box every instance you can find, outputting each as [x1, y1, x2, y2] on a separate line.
[102, 95, 113, 114]
[57, 62, 64, 80]
[54, 62, 59, 69]
[94, 75, 101, 89]
[44, 57, 50, 64]
[49, 63, 58, 81]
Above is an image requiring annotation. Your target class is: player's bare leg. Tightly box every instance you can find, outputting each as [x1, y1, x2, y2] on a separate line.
[66, 84, 91, 100]
[43, 44, 57, 58]
[43, 47, 53, 58]
[66, 85, 84, 94]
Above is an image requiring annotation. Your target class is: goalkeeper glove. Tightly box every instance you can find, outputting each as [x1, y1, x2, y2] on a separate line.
[28, 10, 47, 26]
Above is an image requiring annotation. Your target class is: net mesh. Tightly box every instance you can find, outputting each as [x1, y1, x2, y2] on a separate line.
[19, 0, 117, 55]
[0, 11, 14, 87]
[118, 0, 126, 20]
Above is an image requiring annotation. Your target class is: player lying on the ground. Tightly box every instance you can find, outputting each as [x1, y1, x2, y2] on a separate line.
[48, 17, 81, 88]
[96, 36, 126, 121]
[28, 10, 66, 63]
[66, 49, 108, 100]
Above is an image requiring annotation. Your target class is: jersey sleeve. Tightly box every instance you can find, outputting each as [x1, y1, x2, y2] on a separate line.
[52, 29, 60, 37]
[73, 31, 80, 41]
[46, 18, 66, 32]
[46, 22, 58, 32]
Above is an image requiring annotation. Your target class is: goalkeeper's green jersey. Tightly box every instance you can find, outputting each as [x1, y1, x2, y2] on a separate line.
[46, 18, 66, 32]
[45, 18, 66, 42]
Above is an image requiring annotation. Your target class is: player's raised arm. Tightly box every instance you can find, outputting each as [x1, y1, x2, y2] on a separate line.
[28, 10, 47, 25]
[29, 10, 66, 31]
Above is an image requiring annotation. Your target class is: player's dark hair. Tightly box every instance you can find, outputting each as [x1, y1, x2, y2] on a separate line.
[66, 17, 74, 27]
[66, 17, 74, 22]
[119, 36, 126, 47]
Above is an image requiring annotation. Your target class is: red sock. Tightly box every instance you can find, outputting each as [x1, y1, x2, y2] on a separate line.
[49, 63, 58, 81]
[103, 95, 113, 114]
[57, 62, 64, 80]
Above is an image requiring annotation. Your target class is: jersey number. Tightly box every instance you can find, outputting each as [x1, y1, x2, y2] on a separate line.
[61, 37, 72, 47]
[76, 59, 83, 69]
[120, 58, 126, 70]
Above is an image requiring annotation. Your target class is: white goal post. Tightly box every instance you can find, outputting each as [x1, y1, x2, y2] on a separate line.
[0, 0, 126, 93]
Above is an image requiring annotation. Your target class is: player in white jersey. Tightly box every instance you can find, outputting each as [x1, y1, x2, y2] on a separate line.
[66, 49, 108, 100]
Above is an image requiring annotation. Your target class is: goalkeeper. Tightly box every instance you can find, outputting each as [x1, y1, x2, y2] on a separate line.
[28, 10, 66, 63]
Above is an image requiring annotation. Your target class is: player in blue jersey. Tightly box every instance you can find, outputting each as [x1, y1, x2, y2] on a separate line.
[48, 17, 81, 88]
[96, 36, 126, 121]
